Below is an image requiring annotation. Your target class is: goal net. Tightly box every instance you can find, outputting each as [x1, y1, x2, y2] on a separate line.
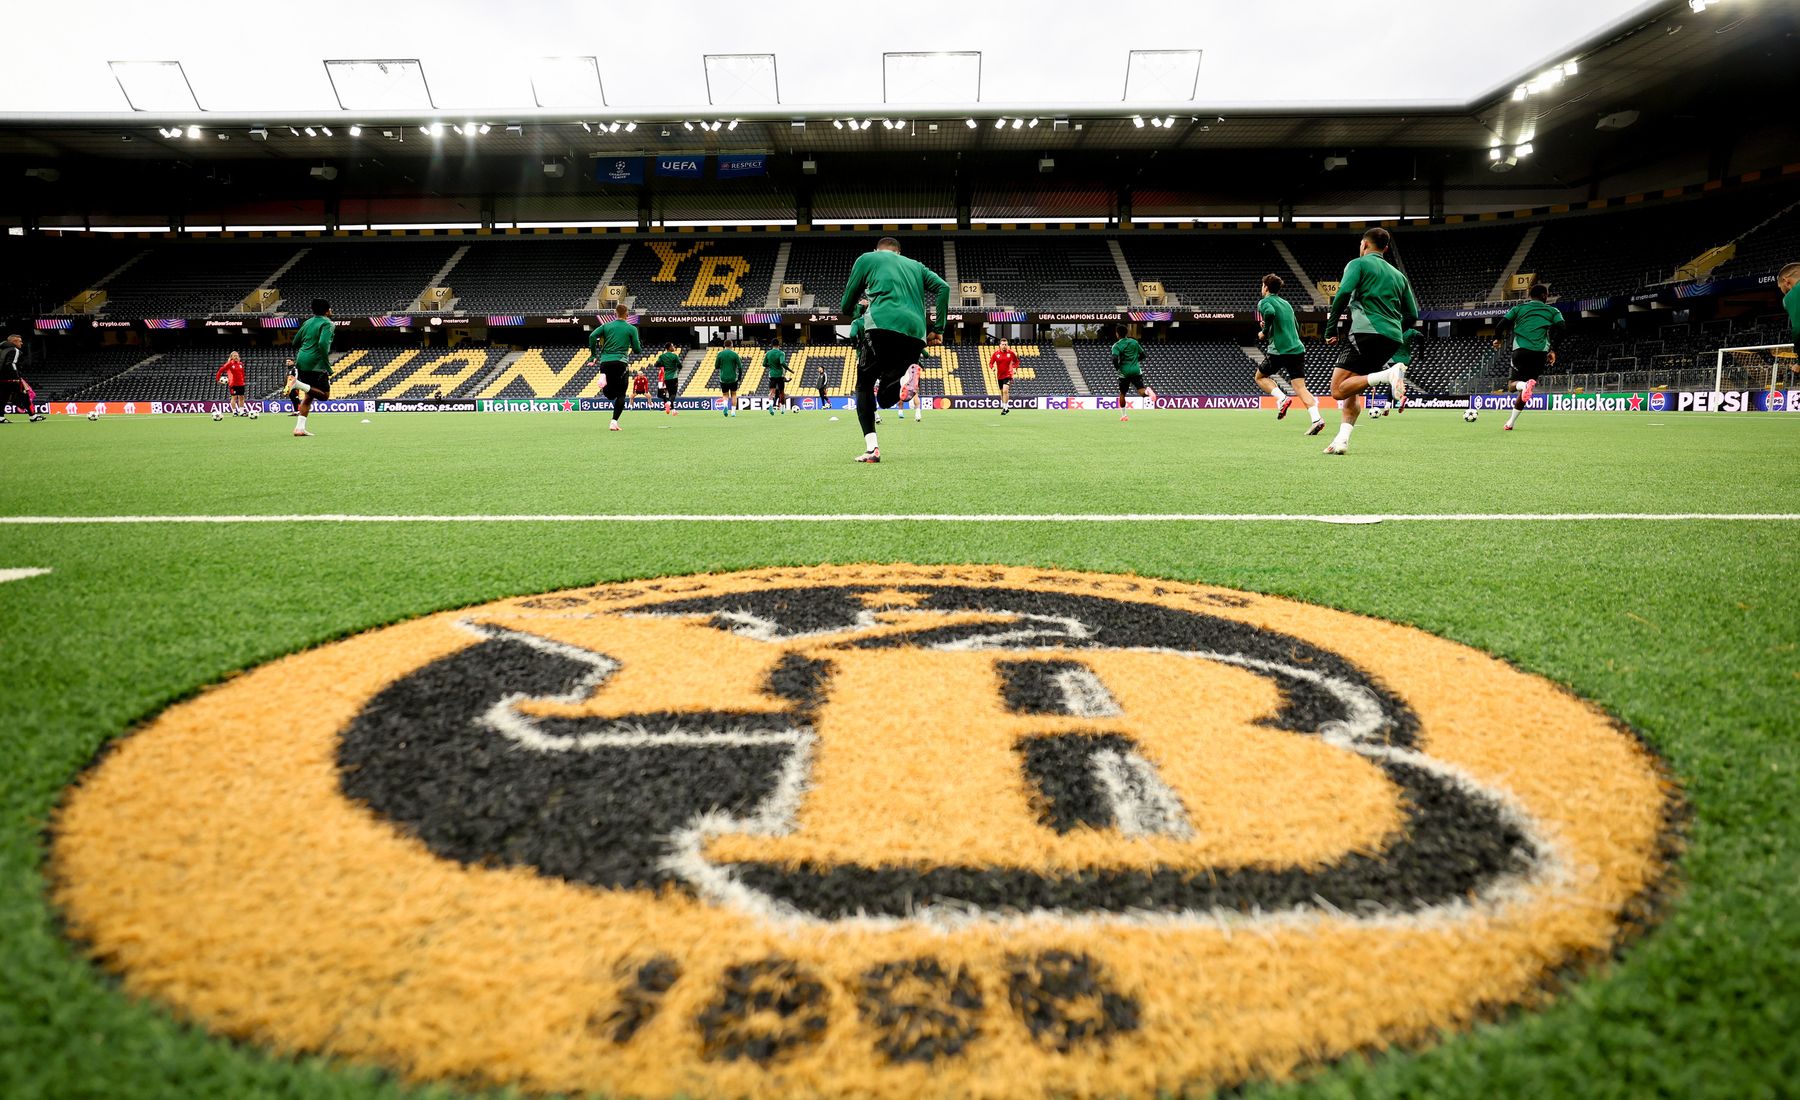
[1714, 343, 1798, 391]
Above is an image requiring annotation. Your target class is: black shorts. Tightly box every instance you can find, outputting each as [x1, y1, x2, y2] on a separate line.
[1119, 372, 1148, 395]
[1333, 334, 1402, 377]
[296, 370, 331, 399]
[768, 376, 786, 391]
[229, 385, 246, 396]
[862, 329, 925, 388]
[661, 381, 679, 401]
[1259, 354, 1306, 381]
[719, 377, 739, 392]
[1510, 349, 1549, 383]
[601, 370, 628, 402]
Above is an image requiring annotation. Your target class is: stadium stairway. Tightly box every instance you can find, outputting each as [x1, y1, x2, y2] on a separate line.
[409, 246, 471, 312]
[1107, 240, 1142, 306]
[1053, 346, 1090, 395]
[585, 243, 633, 313]
[765, 241, 793, 308]
[1485, 227, 1542, 303]
[1272, 240, 1328, 308]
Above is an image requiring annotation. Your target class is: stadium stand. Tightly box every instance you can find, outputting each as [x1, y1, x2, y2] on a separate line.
[1398, 225, 1530, 309]
[778, 240, 870, 310]
[75, 347, 292, 402]
[953, 238, 1125, 310]
[96, 243, 301, 317]
[1279, 234, 1363, 295]
[610, 240, 779, 311]
[1521, 187, 1799, 301]
[329, 345, 508, 399]
[1116, 235, 1288, 311]
[271, 241, 460, 317]
[8, 346, 148, 400]
[2, 238, 146, 318]
[1710, 196, 1800, 284]
[440, 241, 617, 315]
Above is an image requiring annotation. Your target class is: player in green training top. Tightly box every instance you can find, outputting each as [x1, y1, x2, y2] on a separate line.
[839, 238, 950, 463]
[763, 343, 789, 415]
[655, 343, 682, 415]
[1779, 263, 1800, 359]
[715, 344, 743, 417]
[1111, 327, 1157, 421]
[1254, 273, 1323, 434]
[284, 298, 334, 438]
[589, 303, 643, 432]
[1491, 283, 1565, 432]
[1322, 228, 1420, 455]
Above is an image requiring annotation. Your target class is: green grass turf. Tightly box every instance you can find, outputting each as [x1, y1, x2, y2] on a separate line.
[2, 409, 1798, 1098]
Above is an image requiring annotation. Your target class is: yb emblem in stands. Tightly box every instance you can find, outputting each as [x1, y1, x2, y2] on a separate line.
[54, 566, 1678, 1100]
[646, 240, 752, 307]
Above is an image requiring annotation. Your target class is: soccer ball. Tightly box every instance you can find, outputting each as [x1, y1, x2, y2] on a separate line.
[212, 410, 224, 421]
[248, 407, 260, 420]
[1463, 409, 1480, 422]
[86, 410, 98, 421]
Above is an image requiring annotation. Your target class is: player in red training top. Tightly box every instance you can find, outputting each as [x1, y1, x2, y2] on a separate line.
[991, 339, 1019, 415]
[215, 351, 249, 417]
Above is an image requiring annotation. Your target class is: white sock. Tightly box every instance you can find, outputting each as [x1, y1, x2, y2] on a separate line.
[1506, 409, 1521, 427]
[864, 432, 878, 450]
[1332, 423, 1354, 447]
[1366, 366, 1397, 386]
[296, 415, 308, 431]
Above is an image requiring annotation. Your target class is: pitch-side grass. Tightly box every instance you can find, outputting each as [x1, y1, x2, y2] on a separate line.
[1, 410, 1796, 1099]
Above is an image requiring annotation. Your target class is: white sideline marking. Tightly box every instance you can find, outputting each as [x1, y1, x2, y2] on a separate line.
[0, 513, 1797, 525]
[0, 567, 52, 583]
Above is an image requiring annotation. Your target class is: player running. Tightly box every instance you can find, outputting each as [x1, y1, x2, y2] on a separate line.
[1254, 274, 1324, 435]
[1778, 262, 1799, 359]
[1492, 283, 1565, 432]
[991, 338, 1019, 415]
[1111, 327, 1156, 421]
[1321, 229, 1419, 454]
[655, 343, 682, 414]
[0, 334, 44, 423]
[715, 343, 743, 417]
[215, 351, 249, 417]
[590, 303, 643, 432]
[763, 343, 789, 414]
[895, 358, 925, 422]
[839, 238, 950, 463]
[284, 299, 335, 437]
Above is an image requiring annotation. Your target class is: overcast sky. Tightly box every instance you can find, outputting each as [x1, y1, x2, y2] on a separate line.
[1, 0, 1657, 115]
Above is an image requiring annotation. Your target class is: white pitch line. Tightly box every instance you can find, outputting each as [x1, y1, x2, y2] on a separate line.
[1, 513, 1798, 525]
[0, 567, 52, 582]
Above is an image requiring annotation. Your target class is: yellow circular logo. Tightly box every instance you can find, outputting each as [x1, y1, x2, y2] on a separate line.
[53, 565, 1676, 1098]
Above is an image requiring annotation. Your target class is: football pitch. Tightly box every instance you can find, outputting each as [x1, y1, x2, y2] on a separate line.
[3, 408, 1798, 1098]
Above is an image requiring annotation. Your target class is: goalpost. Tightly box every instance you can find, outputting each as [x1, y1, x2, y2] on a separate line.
[1715, 344, 1798, 392]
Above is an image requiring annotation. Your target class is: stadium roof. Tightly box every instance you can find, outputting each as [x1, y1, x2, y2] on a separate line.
[0, 0, 1669, 119]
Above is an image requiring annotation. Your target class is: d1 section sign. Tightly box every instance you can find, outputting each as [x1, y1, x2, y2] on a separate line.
[52, 566, 1677, 1100]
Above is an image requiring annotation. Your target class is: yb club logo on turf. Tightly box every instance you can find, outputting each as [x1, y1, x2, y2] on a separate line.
[53, 565, 1678, 1100]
